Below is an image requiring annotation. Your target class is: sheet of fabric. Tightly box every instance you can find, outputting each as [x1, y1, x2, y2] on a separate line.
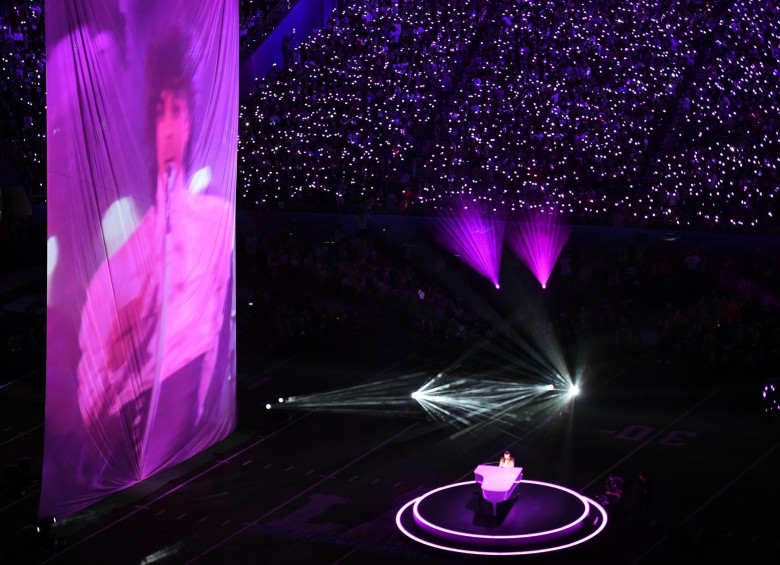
[42, 0, 237, 518]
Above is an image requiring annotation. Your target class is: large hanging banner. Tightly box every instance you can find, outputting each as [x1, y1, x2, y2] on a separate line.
[42, 0, 237, 518]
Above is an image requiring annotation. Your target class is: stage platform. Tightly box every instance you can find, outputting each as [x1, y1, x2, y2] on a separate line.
[396, 479, 607, 556]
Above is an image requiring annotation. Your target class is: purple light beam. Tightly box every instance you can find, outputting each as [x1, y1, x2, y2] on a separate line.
[509, 212, 570, 289]
[437, 201, 504, 289]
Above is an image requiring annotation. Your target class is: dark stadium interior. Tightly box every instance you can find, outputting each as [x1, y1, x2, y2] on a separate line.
[1, 1, 778, 564]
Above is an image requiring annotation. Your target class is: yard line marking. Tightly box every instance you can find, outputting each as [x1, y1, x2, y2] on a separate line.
[46, 353, 421, 563]
[186, 421, 420, 564]
[0, 490, 36, 513]
[457, 355, 652, 484]
[244, 355, 299, 388]
[580, 377, 737, 493]
[680, 440, 780, 526]
[0, 424, 44, 448]
[0, 368, 43, 390]
[41, 415, 312, 563]
[631, 439, 780, 564]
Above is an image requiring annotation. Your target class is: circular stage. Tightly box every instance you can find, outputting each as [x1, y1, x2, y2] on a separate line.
[396, 480, 607, 556]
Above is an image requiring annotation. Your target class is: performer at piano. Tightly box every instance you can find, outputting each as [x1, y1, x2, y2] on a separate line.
[498, 450, 515, 468]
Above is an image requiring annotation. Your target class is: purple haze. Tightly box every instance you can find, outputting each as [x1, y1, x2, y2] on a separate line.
[509, 212, 571, 289]
[437, 201, 504, 288]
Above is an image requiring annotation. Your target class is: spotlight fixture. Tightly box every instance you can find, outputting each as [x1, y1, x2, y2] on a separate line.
[436, 199, 504, 288]
[568, 384, 580, 398]
[509, 211, 570, 289]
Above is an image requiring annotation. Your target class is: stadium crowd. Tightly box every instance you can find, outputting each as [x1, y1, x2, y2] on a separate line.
[649, 0, 780, 230]
[239, 0, 778, 232]
[240, 0, 272, 39]
[0, 1, 45, 195]
[2, 0, 778, 232]
[240, 0, 285, 60]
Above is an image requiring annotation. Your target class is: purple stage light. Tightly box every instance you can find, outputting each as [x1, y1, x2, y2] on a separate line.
[509, 212, 570, 289]
[395, 480, 608, 556]
[437, 200, 504, 288]
[412, 480, 589, 542]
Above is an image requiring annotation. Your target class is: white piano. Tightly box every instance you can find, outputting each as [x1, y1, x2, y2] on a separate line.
[474, 464, 523, 516]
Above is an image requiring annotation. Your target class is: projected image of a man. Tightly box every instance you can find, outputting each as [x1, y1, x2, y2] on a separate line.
[148, 37, 193, 211]
[76, 26, 233, 481]
[155, 89, 190, 188]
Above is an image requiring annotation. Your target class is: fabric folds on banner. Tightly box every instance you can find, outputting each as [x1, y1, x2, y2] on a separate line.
[42, 0, 237, 518]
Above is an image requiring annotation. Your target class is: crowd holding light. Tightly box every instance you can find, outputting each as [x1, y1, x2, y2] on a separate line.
[649, 0, 780, 229]
[0, 2, 45, 194]
[235, 0, 777, 232]
[418, 0, 702, 219]
[239, 0, 272, 40]
[239, 0, 290, 59]
[1, 1, 777, 232]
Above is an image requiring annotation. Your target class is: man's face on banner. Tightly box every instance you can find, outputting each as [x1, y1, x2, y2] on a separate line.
[155, 88, 191, 175]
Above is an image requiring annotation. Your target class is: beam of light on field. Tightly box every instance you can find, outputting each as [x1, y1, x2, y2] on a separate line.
[509, 211, 570, 289]
[433, 320, 576, 403]
[277, 373, 427, 416]
[436, 199, 504, 288]
[411, 373, 573, 431]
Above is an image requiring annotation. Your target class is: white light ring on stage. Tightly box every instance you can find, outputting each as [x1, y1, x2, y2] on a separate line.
[413, 480, 588, 540]
[396, 483, 608, 556]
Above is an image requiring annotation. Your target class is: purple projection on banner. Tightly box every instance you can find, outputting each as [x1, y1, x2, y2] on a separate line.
[437, 201, 504, 289]
[42, 0, 237, 519]
[509, 212, 570, 289]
